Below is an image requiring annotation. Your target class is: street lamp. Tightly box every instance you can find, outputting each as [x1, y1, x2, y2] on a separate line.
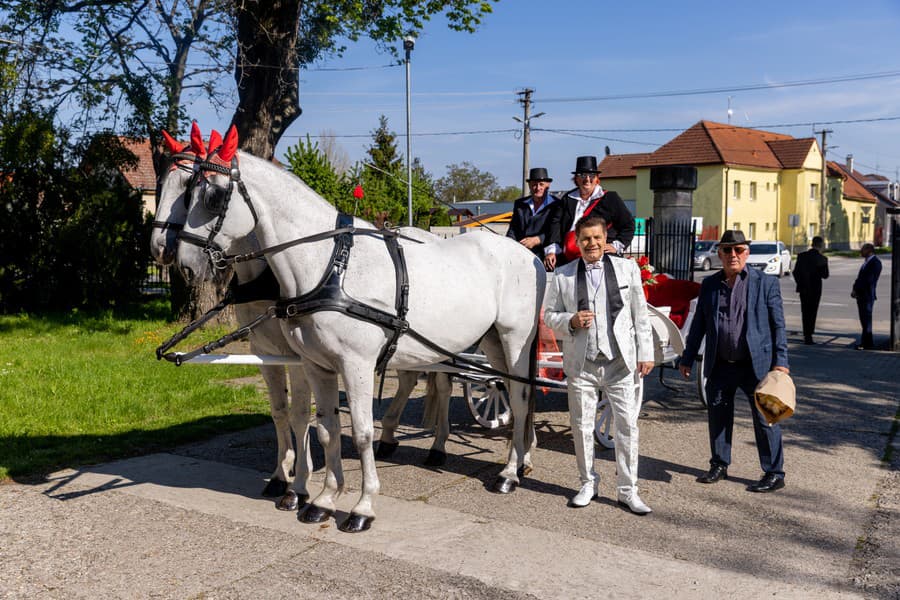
[404, 35, 415, 227]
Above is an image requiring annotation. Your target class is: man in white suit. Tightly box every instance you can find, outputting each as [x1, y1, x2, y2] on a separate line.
[544, 216, 655, 514]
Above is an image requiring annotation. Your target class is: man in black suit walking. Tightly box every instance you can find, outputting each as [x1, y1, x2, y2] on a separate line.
[506, 167, 561, 271]
[851, 243, 882, 350]
[792, 236, 829, 344]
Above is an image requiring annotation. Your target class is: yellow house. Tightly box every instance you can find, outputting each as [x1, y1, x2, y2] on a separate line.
[825, 161, 877, 249]
[598, 121, 872, 248]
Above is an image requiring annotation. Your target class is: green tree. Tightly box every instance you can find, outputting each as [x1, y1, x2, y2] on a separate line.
[285, 134, 350, 208]
[434, 161, 498, 203]
[493, 184, 522, 202]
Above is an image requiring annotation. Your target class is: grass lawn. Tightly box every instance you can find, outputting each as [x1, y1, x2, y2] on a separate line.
[0, 302, 272, 481]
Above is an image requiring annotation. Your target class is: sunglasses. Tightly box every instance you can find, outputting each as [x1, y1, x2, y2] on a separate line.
[576, 173, 597, 181]
[719, 246, 747, 255]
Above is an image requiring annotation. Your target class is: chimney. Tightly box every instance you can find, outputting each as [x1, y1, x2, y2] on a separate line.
[846, 154, 854, 175]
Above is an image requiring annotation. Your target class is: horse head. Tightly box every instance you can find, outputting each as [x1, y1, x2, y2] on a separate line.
[174, 124, 257, 286]
[150, 122, 208, 266]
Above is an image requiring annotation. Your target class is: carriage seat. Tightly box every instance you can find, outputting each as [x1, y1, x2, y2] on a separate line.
[644, 278, 701, 330]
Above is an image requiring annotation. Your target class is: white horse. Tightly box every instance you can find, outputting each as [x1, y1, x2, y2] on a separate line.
[150, 128, 455, 510]
[171, 125, 544, 532]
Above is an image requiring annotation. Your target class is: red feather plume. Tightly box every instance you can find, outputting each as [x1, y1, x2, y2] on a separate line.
[190, 121, 206, 158]
[218, 125, 239, 162]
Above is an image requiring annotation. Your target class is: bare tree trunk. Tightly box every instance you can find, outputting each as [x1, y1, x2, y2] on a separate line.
[232, 0, 303, 159]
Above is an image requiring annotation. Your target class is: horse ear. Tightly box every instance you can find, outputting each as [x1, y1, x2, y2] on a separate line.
[218, 125, 239, 162]
[161, 130, 182, 154]
[207, 129, 223, 157]
[190, 121, 206, 158]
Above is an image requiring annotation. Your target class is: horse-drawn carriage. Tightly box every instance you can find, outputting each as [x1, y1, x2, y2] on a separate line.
[151, 122, 705, 532]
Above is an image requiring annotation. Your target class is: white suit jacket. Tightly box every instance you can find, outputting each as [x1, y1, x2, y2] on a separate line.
[543, 255, 654, 377]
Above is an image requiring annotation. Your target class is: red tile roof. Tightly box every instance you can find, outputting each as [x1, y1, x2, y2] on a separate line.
[598, 153, 653, 178]
[767, 138, 817, 169]
[119, 138, 158, 191]
[827, 161, 877, 203]
[635, 121, 805, 170]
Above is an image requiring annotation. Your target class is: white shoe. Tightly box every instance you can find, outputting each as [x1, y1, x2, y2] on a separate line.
[617, 492, 652, 515]
[569, 481, 599, 508]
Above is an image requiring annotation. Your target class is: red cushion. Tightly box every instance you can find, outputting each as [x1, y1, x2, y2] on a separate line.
[645, 279, 701, 329]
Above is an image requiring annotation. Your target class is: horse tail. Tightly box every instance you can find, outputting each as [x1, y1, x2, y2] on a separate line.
[421, 372, 439, 430]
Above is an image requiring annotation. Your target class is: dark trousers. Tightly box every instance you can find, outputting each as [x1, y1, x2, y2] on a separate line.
[856, 297, 875, 348]
[704, 360, 784, 476]
[799, 290, 821, 342]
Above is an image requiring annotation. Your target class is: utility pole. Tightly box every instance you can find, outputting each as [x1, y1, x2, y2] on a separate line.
[514, 89, 544, 196]
[815, 127, 833, 240]
[404, 35, 415, 226]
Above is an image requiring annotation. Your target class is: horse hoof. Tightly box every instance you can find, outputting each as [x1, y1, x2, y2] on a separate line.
[339, 513, 374, 533]
[423, 449, 446, 467]
[374, 441, 398, 459]
[276, 490, 308, 511]
[517, 464, 533, 478]
[492, 476, 517, 494]
[300, 504, 333, 524]
[261, 478, 288, 498]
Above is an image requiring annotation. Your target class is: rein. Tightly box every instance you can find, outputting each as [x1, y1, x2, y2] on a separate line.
[155, 151, 536, 386]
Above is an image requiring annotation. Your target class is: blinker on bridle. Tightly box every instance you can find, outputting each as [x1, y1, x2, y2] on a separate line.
[175, 153, 259, 270]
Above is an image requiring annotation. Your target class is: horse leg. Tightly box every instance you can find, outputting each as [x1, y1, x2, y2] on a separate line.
[298, 361, 343, 525]
[375, 370, 418, 459]
[487, 329, 537, 494]
[423, 372, 452, 467]
[338, 364, 379, 533]
[257, 364, 294, 498]
[276, 365, 313, 512]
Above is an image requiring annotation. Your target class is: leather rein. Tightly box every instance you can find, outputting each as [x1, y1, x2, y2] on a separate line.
[154, 155, 535, 386]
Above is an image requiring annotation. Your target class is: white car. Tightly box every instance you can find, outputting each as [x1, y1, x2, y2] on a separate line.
[747, 241, 792, 277]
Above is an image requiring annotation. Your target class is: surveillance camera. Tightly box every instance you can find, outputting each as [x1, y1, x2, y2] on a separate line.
[403, 36, 415, 51]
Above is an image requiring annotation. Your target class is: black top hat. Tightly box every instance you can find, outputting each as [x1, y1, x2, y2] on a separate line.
[572, 155, 601, 174]
[718, 230, 751, 246]
[526, 167, 552, 182]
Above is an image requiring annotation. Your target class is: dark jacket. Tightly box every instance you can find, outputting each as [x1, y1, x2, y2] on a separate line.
[550, 189, 635, 263]
[680, 267, 789, 380]
[792, 248, 829, 295]
[505, 194, 561, 258]
[853, 255, 882, 302]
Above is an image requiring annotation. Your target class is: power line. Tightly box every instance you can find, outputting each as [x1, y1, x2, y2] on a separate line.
[534, 128, 661, 147]
[283, 128, 518, 140]
[538, 69, 900, 103]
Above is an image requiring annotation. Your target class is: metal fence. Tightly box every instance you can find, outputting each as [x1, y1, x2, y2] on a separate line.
[624, 218, 696, 281]
[140, 263, 171, 296]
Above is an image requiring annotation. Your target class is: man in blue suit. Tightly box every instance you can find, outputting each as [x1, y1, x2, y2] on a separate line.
[678, 230, 790, 493]
[851, 243, 882, 350]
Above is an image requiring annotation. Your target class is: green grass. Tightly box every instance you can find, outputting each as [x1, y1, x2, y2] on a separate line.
[0, 302, 271, 480]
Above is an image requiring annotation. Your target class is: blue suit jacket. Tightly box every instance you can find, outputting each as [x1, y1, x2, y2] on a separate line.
[681, 267, 789, 380]
[852, 255, 882, 302]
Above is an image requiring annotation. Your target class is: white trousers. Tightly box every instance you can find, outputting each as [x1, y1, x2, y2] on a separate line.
[568, 354, 641, 496]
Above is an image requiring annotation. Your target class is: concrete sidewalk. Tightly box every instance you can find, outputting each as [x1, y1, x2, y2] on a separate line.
[1, 294, 898, 598]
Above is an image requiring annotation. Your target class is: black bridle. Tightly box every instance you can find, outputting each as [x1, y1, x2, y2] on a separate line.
[152, 149, 259, 271]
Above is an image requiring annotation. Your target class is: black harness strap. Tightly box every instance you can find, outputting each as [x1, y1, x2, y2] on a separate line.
[230, 263, 281, 304]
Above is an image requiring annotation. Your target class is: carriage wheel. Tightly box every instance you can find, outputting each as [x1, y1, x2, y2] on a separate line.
[464, 378, 511, 429]
[594, 395, 615, 449]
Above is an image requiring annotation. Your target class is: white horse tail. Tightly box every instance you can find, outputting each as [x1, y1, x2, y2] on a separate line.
[421, 372, 440, 430]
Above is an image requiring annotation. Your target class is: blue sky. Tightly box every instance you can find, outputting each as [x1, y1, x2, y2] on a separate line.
[207, 0, 900, 191]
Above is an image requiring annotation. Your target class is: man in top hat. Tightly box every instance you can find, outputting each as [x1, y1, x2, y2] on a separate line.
[543, 215, 655, 514]
[506, 167, 561, 270]
[678, 230, 790, 493]
[545, 155, 635, 269]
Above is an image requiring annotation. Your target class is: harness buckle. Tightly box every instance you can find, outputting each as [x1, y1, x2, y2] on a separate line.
[285, 303, 298, 317]
[206, 248, 228, 270]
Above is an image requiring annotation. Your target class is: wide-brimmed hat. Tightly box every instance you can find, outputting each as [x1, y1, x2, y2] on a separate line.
[572, 155, 601, 174]
[526, 167, 552, 182]
[718, 230, 751, 246]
